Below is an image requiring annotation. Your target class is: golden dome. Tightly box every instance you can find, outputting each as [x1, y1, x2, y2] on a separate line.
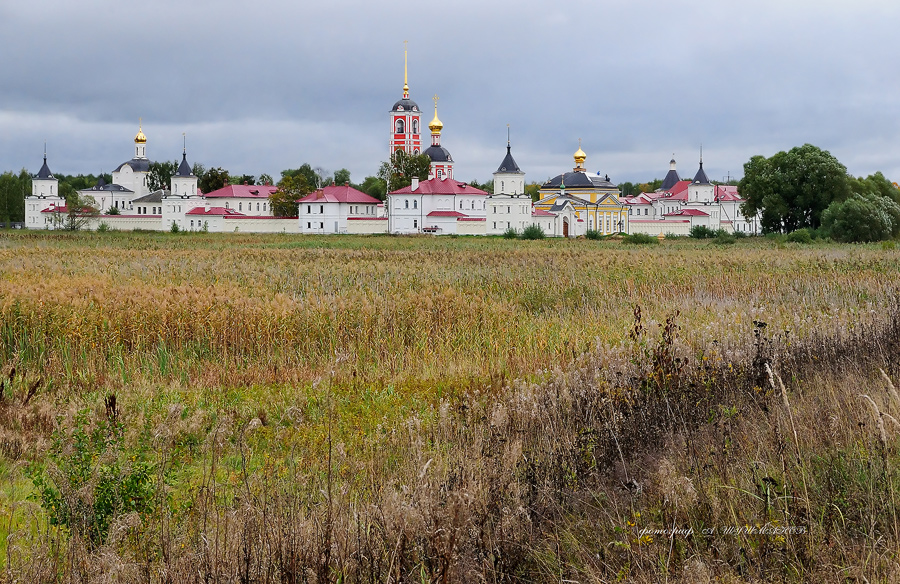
[134, 121, 147, 144]
[429, 109, 443, 134]
[574, 145, 586, 165]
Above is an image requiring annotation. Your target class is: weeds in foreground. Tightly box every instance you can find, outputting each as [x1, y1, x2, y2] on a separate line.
[8, 299, 900, 581]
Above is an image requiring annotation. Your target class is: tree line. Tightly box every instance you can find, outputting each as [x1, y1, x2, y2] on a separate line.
[738, 144, 900, 242]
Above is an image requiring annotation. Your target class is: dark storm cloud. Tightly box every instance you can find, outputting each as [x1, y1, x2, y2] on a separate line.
[2, 0, 899, 185]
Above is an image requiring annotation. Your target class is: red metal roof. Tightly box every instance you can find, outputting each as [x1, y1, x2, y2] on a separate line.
[185, 207, 245, 216]
[204, 185, 279, 199]
[663, 208, 709, 217]
[660, 180, 691, 201]
[427, 210, 468, 217]
[715, 185, 743, 202]
[390, 178, 489, 196]
[297, 184, 382, 205]
[532, 209, 555, 217]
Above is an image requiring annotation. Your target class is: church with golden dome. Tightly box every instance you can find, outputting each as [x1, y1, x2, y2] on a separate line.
[109, 121, 153, 202]
[533, 142, 629, 235]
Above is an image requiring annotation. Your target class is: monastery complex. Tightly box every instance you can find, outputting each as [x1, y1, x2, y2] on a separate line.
[24, 51, 760, 237]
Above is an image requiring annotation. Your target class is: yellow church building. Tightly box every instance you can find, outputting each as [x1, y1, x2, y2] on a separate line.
[534, 144, 628, 234]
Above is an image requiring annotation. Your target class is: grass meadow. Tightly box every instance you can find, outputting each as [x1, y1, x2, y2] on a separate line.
[0, 230, 899, 582]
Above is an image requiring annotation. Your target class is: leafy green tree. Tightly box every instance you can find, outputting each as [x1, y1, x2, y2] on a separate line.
[636, 179, 663, 193]
[822, 191, 900, 242]
[619, 182, 639, 197]
[282, 164, 324, 190]
[359, 176, 387, 200]
[849, 172, 899, 204]
[333, 168, 351, 186]
[379, 150, 431, 192]
[148, 160, 177, 192]
[258, 173, 274, 186]
[199, 167, 230, 194]
[0, 169, 29, 223]
[525, 181, 542, 202]
[739, 144, 851, 233]
[230, 174, 256, 186]
[191, 162, 206, 180]
[271, 174, 311, 217]
[466, 179, 494, 194]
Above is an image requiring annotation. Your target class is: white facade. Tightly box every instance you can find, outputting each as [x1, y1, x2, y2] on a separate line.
[25, 154, 64, 229]
[487, 194, 533, 235]
[387, 177, 488, 235]
[300, 201, 379, 234]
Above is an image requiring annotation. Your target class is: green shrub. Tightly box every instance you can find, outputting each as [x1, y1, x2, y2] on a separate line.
[97, 222, 110, 233]
[822, 192, 900, 242]
[521, 224, 546, 240]
[713, 231, 736, 245]
[786, 228, 814, 244]
[585, 229, 602, 240]
[105, 206, 121, 215]
[621, 233, 658, 245]
[170, 221, 180, 233]
[30, 406, 157, 546]
[502, 227, 518, 239]
[689, 225, 717, 239]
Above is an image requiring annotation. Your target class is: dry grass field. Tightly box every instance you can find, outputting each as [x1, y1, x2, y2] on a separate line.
[0, 230, 899, 582]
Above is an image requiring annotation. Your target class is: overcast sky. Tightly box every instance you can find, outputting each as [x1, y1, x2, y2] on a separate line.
[2, 0, 899, 186]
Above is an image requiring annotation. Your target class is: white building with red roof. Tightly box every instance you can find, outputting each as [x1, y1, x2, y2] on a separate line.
[387, 177, 488, 234]
[297, 183, 382, 234]
[202, 183, 278, 217]
[624, 157, 760, 235]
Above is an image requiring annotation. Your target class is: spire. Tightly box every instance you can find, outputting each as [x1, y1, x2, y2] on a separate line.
[495, 130, 522, 174]
[176, 133, 193, 177]
[403, 40, 409, 99]
[36, 145, 54, 179]
[692, 148, 710, 185]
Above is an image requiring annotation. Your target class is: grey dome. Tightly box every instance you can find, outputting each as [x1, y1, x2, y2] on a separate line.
[424, 145, 452, 162]
[391, 98, 420, 112]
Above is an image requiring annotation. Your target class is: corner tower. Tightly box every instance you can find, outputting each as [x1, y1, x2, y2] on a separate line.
[493, 127, 524, 195]
[170, 136, 199, 198]
[389, 43, 422, 156]
[25, 147, 64, 229]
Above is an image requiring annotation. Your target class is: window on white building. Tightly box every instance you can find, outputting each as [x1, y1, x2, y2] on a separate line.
[413, 219, 418, 229]
[413, 200, 418, 209]
[405, 200, 409, 209]
[320, 205, 324, 214]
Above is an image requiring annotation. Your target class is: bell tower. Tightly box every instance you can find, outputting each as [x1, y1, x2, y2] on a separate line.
[389, 42, 422, 156]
